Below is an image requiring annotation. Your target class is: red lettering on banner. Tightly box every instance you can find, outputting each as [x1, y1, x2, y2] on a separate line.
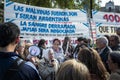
[109, 15, 114, 22]
[115, 15, 120, 22]
[103, 14, 109, 22]
[103, 14, 120, 22]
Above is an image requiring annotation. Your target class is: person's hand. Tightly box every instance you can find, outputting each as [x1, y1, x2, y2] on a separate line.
[49, 60, 55, 66]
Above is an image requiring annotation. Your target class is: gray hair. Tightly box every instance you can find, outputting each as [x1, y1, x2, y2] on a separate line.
[97, 36, 108, 46]
[42, 48, 54, 60]
[16, 40, 25, 48]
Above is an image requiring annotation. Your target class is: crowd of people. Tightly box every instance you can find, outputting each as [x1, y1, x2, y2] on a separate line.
[0, 22, 120, 80]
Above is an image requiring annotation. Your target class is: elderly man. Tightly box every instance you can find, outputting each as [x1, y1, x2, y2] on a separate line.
[96, 36, 112, 73]
[109, 35, 120, 51]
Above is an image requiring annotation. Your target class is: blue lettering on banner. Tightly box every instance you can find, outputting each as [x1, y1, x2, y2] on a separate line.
[51, 11, 78, 16]
[50, 29, 75, 33]
[20, 21, 27, 26]
[51, 11, 69, 16]
[69, 12, 77, 16]
[38, 28, 49, 33]
[14, 5, 24, 12]
[19, 13, 37, 20]
[25, 7, 50, 15]
[21, 27, 37, 32]
[15, 13, 19, 18]
[38, 16, 69, 22]
[28, 22, 47, 28]
[48, 24, 75, 29]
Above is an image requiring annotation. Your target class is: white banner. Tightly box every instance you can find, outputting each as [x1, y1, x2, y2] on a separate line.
[4, 0, 120, 39]
[93, 11, 120, 25]
[4, 0, 89, 39]
[93, 11, 120, 36]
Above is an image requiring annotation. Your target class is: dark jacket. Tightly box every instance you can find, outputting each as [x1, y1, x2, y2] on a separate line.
[100, 46, 112, 73]
[0, 52, 41, 80]
[110, 44, 120, 51]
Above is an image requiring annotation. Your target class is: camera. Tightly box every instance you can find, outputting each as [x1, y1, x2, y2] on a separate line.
[51, 60, 54, 62]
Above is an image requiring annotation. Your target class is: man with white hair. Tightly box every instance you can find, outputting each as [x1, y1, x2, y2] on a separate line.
[96, 36, 112, 73]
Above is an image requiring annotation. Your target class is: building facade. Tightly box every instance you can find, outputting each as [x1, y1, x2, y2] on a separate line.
[100, 1, 120, 13]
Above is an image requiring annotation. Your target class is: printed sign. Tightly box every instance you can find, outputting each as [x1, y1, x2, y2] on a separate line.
[4, 0, 120, 39]
[4, 0, 89, 38]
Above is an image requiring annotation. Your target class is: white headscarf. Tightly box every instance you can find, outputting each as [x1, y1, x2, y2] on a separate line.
[42, 48, 54, 61]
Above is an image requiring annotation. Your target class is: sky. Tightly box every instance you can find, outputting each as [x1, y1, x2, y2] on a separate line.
[100, 0, 120, 7]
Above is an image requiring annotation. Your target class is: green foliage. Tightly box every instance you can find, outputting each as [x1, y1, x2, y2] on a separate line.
[11, 0, 27, 4]
[55, 0, 75, 9]
[9, 0, 100, 10]
[30, 0, 52, 8]
[77, 0, 100, 10]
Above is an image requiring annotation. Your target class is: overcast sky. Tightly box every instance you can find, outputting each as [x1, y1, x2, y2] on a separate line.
[100, 0, 120, 7]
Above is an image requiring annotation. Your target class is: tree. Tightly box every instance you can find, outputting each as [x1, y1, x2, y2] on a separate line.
[76, 0, 100, 10]
[7, 0, 100, 10]
[30, 0, 52, 8]
[55, 0, 75, 9]
[0, 0, 3, 22]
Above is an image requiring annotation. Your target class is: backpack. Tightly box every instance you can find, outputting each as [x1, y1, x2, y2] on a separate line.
[3, 57, 25, 80]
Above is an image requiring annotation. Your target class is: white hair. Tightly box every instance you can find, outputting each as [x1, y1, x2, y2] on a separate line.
[42, 48, 54, 60]
[97, 36, 108, 46]
[25, 39, 33, 44]
[16, 40, 25, 48]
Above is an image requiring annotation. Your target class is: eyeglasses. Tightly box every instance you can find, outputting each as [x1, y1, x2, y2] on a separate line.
[53, 43, 59, 46]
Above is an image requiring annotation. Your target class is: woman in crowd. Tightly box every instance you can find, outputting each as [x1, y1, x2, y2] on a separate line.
[62, 36, 74, 59]
[78, 48, 110, 80]
[108, 51, 120, 80]
[38, 39, 47, 59]
[56, 59, 91, 80]
[23, 43, 31, 59]
[38, 48, 59, 80]
[15, 40, 25, 59]
[23, 42, 41, 68]
[51, 38, 65, 63]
